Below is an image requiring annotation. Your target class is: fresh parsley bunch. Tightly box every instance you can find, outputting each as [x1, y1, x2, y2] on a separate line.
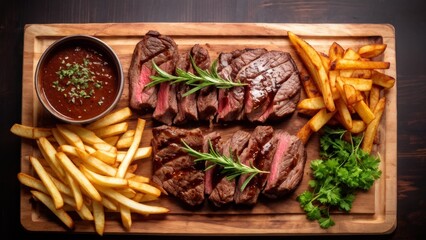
[297, 127, 382, 229]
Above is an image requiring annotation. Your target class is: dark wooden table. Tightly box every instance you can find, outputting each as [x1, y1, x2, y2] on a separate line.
[1, 0, 425, 239]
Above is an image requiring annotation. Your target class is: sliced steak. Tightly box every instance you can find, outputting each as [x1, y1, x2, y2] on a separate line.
[234, 126, 274, 205]
[265, 71, 301, 121]
[203, 132, 222, 195]
[152, 60, 179, 125]
[217, 48, 268, 122]
[174, 45, 210, 124]
[151, 126, 205, 206]
[186, 45, 217, 122]
[236, 51, 300, 122]
[262, 132, 307, 198]
[208, 130, 251, 207]
[129, 31, 179, 110]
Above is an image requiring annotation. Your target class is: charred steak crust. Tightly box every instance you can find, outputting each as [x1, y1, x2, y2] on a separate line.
[262, 132, 307, 198]
[151, 126, 205, 206]
[207, 130, 251, 207]
[234, 126, 274, 205]
[129, 30, 179, 112]
[151, 125, 307, 208]
[130, 31, 301, 124]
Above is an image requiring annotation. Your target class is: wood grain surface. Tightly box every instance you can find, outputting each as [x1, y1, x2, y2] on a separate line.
[19, 23, 396, 235]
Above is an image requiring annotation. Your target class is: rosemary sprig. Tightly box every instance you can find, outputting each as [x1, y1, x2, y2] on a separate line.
[181, 139, 268, 191]
[146, 56, 247, 97]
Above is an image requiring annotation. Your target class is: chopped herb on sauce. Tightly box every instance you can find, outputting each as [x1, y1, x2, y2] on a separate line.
[54, 57, 104, 105]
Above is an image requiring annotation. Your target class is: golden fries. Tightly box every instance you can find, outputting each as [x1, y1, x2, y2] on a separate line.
[288, 31, 335, 112]
[291, 32, 394, 152]
[10, 123, 52, 139]
[12, 107, 167, 235]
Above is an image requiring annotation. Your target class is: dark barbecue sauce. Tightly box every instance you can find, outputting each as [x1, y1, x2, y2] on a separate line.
[40, 44, 118, 120]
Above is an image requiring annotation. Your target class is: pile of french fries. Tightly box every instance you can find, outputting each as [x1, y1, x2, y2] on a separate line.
[288, 32, 395, 153]
[11, 107, 169, 235]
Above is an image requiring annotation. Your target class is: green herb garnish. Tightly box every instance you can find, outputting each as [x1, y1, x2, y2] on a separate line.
[147, 56, 247, 96]
[297, 127, 382, 229]
[54, 58, 104, 105]
[181, 139, 268, 191]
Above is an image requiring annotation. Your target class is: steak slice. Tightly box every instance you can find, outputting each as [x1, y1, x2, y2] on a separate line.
[234, 126, 274, 205]
[208, 130, 251, 207]
[203, 132, 222, 195]
[129, 30, 179, 110]
[151, 126, 205, 206]
[174, 45, 210, 124]
[217, 48, 268, 122]
[262, 132, 307, 198]
[236, 51, 298, 122]
[152, 60, 179, 125]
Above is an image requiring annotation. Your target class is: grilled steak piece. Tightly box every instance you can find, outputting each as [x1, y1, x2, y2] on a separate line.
[174, 45, 210, 124]
[217, 48, 268, 122]
[234, 126, 274, 205]
[203, 132, 223, 195]
[186, 44, 217, 122]
[129, 31, 179, 110]
[151, 126, 205, 206]
[152, 60, 179, 125]
[207, 130, 251, 207]
[236, 51, 300, 122]
[262, 131, 307, 198]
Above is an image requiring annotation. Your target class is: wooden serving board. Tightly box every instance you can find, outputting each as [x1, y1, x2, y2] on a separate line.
[20, 23, 397, 235]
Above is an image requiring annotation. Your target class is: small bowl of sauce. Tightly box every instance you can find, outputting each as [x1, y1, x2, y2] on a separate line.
[35, 35, 124, 124]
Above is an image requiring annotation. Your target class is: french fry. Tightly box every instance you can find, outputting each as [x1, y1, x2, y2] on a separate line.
[128, 180, 161, 197]
[56, 152, 102, 202]
[297, 97, 325, 110]
[328, 42, 344, 62]
[300, 70, 321, 98]
[29, 156, 64, 209]
[349, 120, 367, 134]
[116, 136, 133, 149]
[91, 150, 116, 165]
[340, 77, 373, 91]
[328, 70, 339, 99]
[288, 31, 335, 112]
[103, 136, 120, 146]
[335, 98, 352, 130]
[339, 48, 361, 77]
[369, 85, 381, 112]
[75, 148, 117, 177]
[81, 165, 128, 188]
[92, 200, 105, 236]
[296, 122, 314, 145]
[350, 69, 372, 78]
[31, 190, 74, 229]
[362, 97, 386, 153]
[95, 184, 169, 215]
[331, 59, 390, 70]
[92, 122, 129, 139]
[64, 124, 115, 152]
[354, 100, 375, 124]
[371, 70, 396, 89]
[10, 123, 51, 139]
[64, 172, 83, 211]
[119, 205, 132, 230]
[116, 118, 145, 178]
[358, 44, 387, 58]
[51, 128, 67, 145]
[308, 109, 336, 132]
[86, 107, 132, 130]
[344, 84, 363, 106]
[118, 146, 151, 162]
[37, 137, 65, 178]
[56, 124, 85, 150]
